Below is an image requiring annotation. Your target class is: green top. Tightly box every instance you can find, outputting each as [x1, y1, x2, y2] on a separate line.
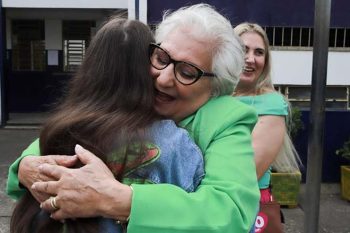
[236, 92, 288, 189]
[7, 96, 259, 233]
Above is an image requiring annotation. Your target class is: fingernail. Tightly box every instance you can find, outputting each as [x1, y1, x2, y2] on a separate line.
[75, 144, 84, 154]
[31, 184, 36, 190]
[40, 203, 43, 208]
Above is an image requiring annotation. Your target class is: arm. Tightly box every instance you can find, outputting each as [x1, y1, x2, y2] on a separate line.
[127, 98, 259, 233]
[34, 145, 132, 221]
[253, 115, 285, 179]
[34, 97, 259, 232]
[6, 139, 40, 200]
[6, 139, 77, 201]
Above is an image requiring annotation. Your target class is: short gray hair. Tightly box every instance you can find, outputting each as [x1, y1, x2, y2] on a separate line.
[155, 4, 244, 96]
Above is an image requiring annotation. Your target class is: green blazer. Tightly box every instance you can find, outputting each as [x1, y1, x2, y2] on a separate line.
[6, 96, 259, 233]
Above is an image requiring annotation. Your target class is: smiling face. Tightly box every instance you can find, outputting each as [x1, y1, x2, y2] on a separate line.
[239, 32, 266, 89]
[150, 28, 213, 122]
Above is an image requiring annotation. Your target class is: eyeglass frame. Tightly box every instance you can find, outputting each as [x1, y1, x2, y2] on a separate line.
[148, 43, 215, 85]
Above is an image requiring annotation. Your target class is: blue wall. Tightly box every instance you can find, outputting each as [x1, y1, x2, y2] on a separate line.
[6, 50, 70, 112]
[148, 0, 350, 27]
[295, 110, 350, 183]
[7, 71, 70, 112]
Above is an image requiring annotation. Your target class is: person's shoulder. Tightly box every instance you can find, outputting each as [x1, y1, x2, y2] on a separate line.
[150, 120, 186, 136]
[202, 95, 255, 112]
[151, 119, 177, 129]
[255, 91, 288, 116]
[198, 96, 258, 124]
[261, 91, 285, 103]
[183, 96, 257, 147]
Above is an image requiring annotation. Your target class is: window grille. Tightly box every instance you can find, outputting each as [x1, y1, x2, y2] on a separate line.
[11, 20, 45, 71]
[276, 85, 350, 110]
[263, 27, 350, 49]
[63, 20, 95, 72]
[64, 40, 86, 71]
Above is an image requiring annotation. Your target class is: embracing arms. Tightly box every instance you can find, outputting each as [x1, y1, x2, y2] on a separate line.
[6, 139, 77, 201]
[125, 97, 260, 233]
[7, 97, 259, 233]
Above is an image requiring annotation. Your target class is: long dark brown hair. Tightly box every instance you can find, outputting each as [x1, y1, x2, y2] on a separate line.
[11, 17, 158, 233]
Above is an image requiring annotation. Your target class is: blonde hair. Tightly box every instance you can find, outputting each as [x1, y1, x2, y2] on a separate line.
[234, 22, 301, 173]
[274, 130, 302, 173]
[233, 22, 274, 94]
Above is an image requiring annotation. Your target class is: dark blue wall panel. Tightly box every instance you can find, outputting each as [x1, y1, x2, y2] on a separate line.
[295, 111, 350, 183]
[7, 71, 70, 112]
[148, 0, 350, 27]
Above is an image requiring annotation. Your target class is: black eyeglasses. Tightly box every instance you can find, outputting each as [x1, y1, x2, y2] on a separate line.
[149, 43, 215, 85]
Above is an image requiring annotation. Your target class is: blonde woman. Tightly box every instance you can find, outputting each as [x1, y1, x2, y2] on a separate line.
[233, 22, 301, 231]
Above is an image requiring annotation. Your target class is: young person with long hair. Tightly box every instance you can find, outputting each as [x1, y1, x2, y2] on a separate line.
[10, 17, 204, 233]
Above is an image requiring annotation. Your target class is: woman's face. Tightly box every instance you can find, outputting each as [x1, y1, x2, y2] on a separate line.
[239, 31, 266, 88]
[151, 29, 212, 122]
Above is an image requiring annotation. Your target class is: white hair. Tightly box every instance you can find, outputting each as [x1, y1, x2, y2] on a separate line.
[155, 3, 244, 96]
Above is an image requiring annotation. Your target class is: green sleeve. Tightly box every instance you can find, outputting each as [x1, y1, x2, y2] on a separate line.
[236, 92, 288, 116]
[6, 138, 41, 200]
[128, 96, 260, 233]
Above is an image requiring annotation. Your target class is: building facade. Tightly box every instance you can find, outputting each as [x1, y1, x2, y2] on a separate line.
[0, 0, 149, 123]
[0, 0, 349, 181]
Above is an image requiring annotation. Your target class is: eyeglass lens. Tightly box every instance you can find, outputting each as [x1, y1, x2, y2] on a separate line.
[150, 45, 200, 85]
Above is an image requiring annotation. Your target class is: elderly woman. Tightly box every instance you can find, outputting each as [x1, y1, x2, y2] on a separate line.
[7, 4, 259, 233]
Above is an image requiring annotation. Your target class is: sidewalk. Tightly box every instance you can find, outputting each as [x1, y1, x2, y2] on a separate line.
[0, 127, 40, 233]
[1, 127, 350, 233]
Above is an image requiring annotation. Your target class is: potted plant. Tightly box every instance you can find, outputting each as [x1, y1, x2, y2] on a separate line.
[289, 106, 304, 139]
[270, 171, 301, 207]
[336, 137, 350, 201]
[271, 107, 303, 207]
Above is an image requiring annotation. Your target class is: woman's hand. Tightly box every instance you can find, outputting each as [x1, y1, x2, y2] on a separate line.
[32, 145, 132, 221]
[18, 155, 78, 202]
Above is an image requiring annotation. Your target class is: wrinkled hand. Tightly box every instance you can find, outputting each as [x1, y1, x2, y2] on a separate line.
[32, 145, 132, 221]
[18, 155, 77, 202]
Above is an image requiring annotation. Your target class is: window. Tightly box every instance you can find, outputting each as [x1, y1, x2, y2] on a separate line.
[12, 20, 45, 71]
[62, 20, 95, 72]
[263, 27, 350, 50]
[276, 85, 350, 110]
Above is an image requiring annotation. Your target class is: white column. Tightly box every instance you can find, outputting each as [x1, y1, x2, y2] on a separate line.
[128, 0, 148, 23]
[45, 19, 62, 50]
[6, 18, 11, 49]
[45, 20, 62, 66]
[128, 0, 136, 20]
[139, 0, 147, 24]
